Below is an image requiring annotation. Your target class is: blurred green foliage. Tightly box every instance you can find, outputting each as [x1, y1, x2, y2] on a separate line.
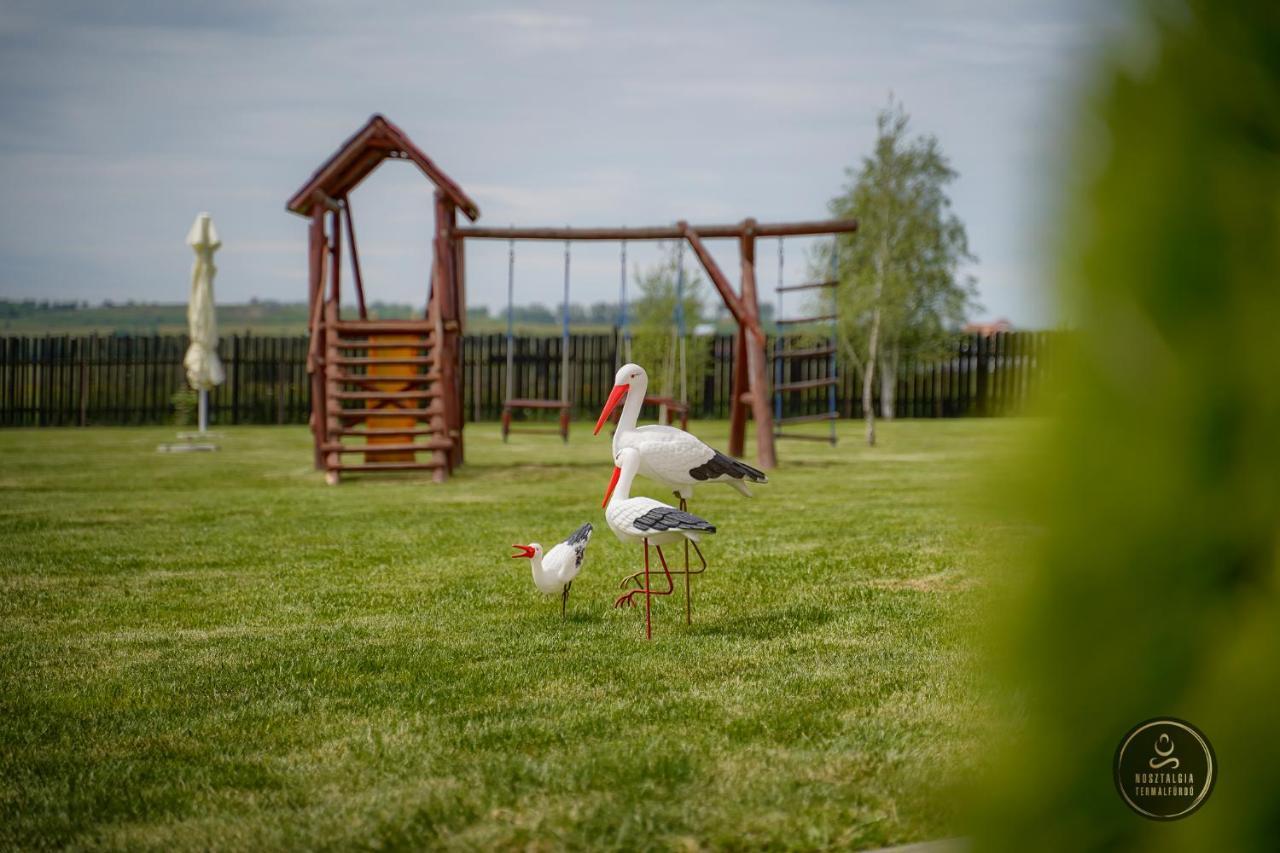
[974, 2, 1280, 850]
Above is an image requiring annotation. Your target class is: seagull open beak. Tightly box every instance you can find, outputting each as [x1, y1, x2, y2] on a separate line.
[593, 384, 629, 435]
[510, 544, 536, 559]
[601, 465, 621, 508]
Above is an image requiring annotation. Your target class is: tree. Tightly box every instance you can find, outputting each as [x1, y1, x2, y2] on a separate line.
[627, 244, 708, 406]
[827, 100, 976, 444]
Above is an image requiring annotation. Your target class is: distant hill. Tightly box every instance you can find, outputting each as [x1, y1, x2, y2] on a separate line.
[0, 300, 613, 336]
[0, 299, 748, 336]
[1, 299, 314, 336]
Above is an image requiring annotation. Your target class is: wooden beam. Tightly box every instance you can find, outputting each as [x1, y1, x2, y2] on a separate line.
[342, 194, 368, 320]
[681, 222, 763, 344]
[454, 218, 859, 242]
[311, 189, 343, 212]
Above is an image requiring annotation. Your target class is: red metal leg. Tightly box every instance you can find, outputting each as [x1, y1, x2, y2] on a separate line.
[680, 497, 692, 624]
[613, 538, 676, 639]
[644, 539, 651, 640]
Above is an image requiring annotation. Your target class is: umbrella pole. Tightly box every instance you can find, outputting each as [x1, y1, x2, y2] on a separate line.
[198, 389, 208, 434]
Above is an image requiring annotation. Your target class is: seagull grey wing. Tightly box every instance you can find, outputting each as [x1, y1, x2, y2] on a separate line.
[565, 522, 592, 567]
[630, 507, 716, 534]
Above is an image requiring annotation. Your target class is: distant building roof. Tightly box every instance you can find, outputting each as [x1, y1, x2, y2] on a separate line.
[962, 317, 1014, 336]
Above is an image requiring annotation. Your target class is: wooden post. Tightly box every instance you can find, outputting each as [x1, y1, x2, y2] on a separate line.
[739, 222, 776, 469]
[449, 203, 466, 464]
[308, 206, 327, 469]
[323, 300, 341, 478]
[433, 191, 462, 473]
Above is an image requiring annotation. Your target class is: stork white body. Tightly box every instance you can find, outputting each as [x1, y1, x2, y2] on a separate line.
[604, 448, 716, 547]
[596, 364, 766, 501]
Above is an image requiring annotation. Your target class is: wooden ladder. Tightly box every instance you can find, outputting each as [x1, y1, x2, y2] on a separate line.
[320, 311, 453, 484]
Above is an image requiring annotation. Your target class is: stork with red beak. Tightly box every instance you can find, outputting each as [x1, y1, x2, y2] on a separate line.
[595, 362, 762, 620]
[603, 447, 716, 640]
[510, 522, 593, 618]
[595, 363, 767, 505]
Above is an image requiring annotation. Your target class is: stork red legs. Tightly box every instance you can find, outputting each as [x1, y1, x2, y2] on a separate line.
[613, 540, 675, 642]
[603, 447, 716, 639]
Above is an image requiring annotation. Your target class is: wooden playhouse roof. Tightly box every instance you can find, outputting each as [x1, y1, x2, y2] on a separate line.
[286, 114, 480, 220]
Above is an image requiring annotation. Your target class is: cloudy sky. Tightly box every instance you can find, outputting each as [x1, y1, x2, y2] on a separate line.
[0, 1, 1121, 325]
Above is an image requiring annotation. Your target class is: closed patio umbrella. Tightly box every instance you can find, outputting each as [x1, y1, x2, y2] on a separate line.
[183, 212, 224, 433]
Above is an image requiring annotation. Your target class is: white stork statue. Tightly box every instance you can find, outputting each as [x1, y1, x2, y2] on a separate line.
[511, 522, 592, 618]
[603, 447, 716, 640]
[594, 362, 762, 621]
[594, 363, 767, 505]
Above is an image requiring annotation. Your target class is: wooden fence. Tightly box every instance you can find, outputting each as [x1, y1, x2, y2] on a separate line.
[0, 331, 1061, 427]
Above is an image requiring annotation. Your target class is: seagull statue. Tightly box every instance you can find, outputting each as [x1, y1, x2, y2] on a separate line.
[510, 522, 593, 618]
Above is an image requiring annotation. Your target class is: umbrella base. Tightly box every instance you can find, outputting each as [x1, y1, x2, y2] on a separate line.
[157, 442, 219, 453]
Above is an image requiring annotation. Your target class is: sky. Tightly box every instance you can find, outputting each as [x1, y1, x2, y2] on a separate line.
[0, 1, 1124, 326]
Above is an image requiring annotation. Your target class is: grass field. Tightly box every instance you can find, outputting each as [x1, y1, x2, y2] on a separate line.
[0, 419, 1019, 851]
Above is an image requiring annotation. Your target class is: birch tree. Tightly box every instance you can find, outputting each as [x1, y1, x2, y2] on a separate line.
[826, 101, 976, 445]
[628, 245, 708, 405]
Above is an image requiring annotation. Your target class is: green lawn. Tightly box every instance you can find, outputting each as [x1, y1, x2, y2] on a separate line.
[0, 419, 1015, 851]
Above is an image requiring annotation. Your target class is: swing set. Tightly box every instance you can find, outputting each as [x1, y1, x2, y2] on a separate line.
[500, 240, 574, 442]
[500, 237, 694, 441]
[288, 115, 858, 482]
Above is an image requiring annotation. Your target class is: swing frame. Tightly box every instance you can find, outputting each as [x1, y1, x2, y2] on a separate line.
[457, 218, 858, 468]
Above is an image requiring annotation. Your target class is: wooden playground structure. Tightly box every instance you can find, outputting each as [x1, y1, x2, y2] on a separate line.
[287, 115, 857, 483]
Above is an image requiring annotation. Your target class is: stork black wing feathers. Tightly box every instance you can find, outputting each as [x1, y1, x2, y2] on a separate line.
[688, 451, 768, 484]
[631, 507, 716, 534]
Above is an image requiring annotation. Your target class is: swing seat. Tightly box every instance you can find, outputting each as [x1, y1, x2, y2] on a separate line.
[502, 398, 571, 443]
